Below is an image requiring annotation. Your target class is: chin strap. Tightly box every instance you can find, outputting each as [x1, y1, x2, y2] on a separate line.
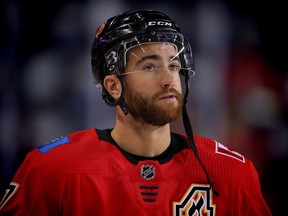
[182, 73, 219, 196]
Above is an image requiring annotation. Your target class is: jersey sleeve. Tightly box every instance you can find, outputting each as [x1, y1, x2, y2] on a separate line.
[0, 150, 51, 216]
[244, 160, 272, 216]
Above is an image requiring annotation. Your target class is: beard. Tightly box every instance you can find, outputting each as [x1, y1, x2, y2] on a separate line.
[124, 86, 183, 126]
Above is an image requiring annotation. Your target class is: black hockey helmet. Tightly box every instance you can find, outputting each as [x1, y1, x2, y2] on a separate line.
[91, 9, 195, 113]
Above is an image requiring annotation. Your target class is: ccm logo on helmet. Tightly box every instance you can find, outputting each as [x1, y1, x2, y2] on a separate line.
[148, 21, 172, 27]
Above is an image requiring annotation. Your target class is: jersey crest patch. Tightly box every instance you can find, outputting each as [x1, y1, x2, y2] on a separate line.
[37, 136, 71, 153]
[140, 165, 155, 180]
[173, 184, 216, 216]
[215, 142, 245, 163]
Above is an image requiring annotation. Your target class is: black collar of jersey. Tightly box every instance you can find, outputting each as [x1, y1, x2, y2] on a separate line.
[96, 128, 188, 165]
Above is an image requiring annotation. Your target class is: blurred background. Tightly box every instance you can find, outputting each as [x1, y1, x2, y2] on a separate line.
[0, 0, 287, 214]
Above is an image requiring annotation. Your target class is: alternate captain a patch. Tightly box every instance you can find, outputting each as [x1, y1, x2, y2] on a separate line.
[173, 184, 216, 216]
[37, 136, 70, 153]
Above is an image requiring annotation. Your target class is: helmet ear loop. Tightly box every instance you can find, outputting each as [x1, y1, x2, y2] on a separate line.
[103, 76, 128, 115]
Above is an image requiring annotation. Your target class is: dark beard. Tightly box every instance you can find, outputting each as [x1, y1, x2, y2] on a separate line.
[124, 87, 183, 126]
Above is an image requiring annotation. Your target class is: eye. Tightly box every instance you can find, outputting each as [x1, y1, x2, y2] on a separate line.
[143, 64, 157, 72]
[168, 63, 181, 72]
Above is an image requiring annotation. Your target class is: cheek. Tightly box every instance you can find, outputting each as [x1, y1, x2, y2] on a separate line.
[125, 73, 183, 93]
[125, 75, 154, 90]
[125, 75, 152, 93]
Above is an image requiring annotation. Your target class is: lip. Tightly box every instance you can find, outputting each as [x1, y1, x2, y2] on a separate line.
[159, 93, 176, 100]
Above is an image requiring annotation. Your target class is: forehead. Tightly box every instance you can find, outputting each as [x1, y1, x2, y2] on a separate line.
[126, 42, 178, 56]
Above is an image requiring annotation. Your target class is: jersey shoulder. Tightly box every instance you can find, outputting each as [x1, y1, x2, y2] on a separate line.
[36, 128, 99, 154]
[194, 135, 246, 163]
[28, 128, 118, 181]
[193, 134, 260, 187]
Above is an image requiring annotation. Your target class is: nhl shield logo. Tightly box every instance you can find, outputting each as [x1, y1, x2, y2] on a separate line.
[140, 165, 155, 180]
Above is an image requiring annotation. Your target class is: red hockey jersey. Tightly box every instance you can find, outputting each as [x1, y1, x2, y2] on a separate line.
[0, 128, 272, 215]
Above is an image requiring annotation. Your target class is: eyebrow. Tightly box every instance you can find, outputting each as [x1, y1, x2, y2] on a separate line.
[135, 54, 181, 66]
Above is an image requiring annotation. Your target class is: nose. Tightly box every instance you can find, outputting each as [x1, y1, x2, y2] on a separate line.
[160, 67, 177, 88]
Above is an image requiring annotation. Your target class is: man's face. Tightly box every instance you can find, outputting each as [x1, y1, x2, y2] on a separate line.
[123, 42, 183, 126]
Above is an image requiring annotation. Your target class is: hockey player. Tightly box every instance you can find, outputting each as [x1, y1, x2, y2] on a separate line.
[0, 9, 272, 215]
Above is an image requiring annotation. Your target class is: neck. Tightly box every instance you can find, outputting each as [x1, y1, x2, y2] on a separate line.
[111, 111, 171, 157]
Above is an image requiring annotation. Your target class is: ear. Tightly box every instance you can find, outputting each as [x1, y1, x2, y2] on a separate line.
[103, 75, 122, 100]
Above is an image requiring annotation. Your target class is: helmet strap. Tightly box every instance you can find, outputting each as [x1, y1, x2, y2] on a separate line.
[182, 74, 219, 196]
[117, 77, 128, 115]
